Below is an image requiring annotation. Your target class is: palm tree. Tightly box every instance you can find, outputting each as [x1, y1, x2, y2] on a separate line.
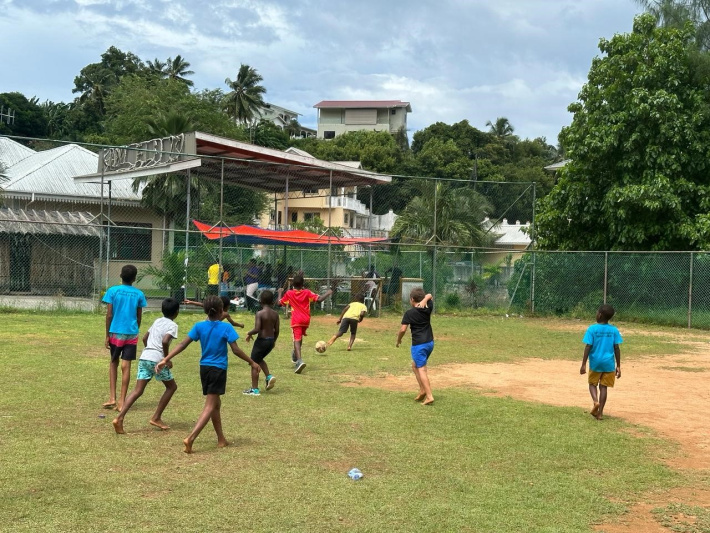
[73, 69, 112, 115]
[145, 110, 196, 138]
[146, 58, 168, 78]
[486, 117, 515, 138]
[635, 0, 710, 48]
[223, 64, 267, 125]
[165, 55, 195, 86]
[391, 180, 493, 247]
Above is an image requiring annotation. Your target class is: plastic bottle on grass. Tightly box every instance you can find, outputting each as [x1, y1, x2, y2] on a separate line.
[348, 468, 363, 480]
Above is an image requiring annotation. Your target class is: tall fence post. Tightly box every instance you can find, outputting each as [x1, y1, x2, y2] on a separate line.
[530, 182, 536, 314]
[688, 251, 694, 329]
[432, 181, 438, 313]
[603, 251, 608, 304]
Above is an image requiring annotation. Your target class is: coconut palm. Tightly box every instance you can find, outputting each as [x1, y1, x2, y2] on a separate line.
[145, 110, 196, 138]
[223, 64, 267, 125]
[391, 180, 493, 247]
[486, 117, 515, 138]
[146, 58, 168, 78]
[165, 55, 195, 86]
[73, 69, 112, 115]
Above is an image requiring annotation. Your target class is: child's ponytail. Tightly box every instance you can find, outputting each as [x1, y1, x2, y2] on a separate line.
[203, 295, 224, 318]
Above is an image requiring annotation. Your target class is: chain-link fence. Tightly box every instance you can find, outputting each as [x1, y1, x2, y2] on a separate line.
[2, 135, 708, 328]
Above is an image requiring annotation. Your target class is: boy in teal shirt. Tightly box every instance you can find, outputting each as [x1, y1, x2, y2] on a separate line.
[580, 304, 622, 420]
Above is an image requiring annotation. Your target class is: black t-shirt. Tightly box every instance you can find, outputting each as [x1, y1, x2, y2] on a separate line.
[401, 299, 434, 346]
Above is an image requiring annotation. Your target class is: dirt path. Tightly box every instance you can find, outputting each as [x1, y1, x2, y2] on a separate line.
[342, 345, 710, 531]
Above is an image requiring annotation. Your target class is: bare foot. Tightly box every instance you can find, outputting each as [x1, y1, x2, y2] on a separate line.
[347, 347, 352, 351]
[114, 404, 122, 412]
[422, 398, 434, 406]
[414, 392, 426, 402]
[183, 437, 193, 454]
[149, 419, 170, 430]
[595, 413, 604, 421]
[112, 418, 125, 434]
[590, 402, 600, 417]
[102, 401, 116, 409]
[217, 440, 230, 448]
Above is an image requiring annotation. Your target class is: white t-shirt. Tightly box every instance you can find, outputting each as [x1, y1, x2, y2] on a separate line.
[140, 317, 179, 363]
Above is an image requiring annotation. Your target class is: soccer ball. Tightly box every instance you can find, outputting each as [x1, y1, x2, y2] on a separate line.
[315, 341, 327, 354]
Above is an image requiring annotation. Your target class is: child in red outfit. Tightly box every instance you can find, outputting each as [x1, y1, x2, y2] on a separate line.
[278, 273, 332, 374]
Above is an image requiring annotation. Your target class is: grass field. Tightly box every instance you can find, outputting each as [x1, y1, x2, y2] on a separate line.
[0, 310, 697, 532]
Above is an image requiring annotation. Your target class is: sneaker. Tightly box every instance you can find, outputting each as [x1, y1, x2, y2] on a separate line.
[242, 388, 260, 396]
[266, 375, 276, 390]
[294, 361, 306, 374]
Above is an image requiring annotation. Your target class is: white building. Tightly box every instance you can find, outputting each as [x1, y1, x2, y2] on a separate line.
[313, 100, 411, 139]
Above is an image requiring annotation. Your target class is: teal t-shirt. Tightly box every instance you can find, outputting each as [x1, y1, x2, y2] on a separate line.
[102, 284, 147, 335]
[583, 323, 622, 373]
[188, 320, 238, 370]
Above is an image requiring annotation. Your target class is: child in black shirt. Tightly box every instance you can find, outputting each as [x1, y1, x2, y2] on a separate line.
[396, 288, 435, 405]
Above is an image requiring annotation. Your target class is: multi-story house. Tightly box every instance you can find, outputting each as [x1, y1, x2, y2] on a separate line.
[313, 100, 411, 139]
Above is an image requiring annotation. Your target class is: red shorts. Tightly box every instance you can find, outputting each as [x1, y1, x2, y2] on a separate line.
[291, 325, 309, 342]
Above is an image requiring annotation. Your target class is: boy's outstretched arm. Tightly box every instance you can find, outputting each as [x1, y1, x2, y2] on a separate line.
[156, 337, 193, 371]
[614, 344, 621, 378]
[580, 345, 591, 374]
[316, 288, 333, 303]
[396, 324, 408, 347]
[229, 341, 261, 372]
[222, 311, 244, 328]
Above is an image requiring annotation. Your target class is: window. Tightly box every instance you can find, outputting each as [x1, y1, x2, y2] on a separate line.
[291, 211, 298, 223]
[343, 213, 349, 225]
[345, 109, 377, 125]
[303, 187, 319, 195]
[304, 212, 320, 222]
[277, 211, 282, 225]
[391, 108, 397, 115]
[106, 222, 152, 261]
[323, 131, 336, 139]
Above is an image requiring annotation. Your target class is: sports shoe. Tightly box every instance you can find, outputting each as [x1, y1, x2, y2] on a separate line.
[294, 361, 306, 374]
[242, 388, 260, 396]
[265, 375, 276, 390]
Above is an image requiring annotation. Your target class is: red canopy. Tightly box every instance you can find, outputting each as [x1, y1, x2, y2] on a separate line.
[193, 220, 388, 247]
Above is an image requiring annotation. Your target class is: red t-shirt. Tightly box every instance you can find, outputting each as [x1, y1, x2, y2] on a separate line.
[280, 289, 318, 327]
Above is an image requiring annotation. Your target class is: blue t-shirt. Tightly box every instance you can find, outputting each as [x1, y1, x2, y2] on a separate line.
[102, 284, 147, 336]
[583, 323, 622, 373]
[188, 320, 239, 370]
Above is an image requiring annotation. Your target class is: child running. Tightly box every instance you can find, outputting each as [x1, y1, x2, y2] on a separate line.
[243, 290, 280, 396]
[326, 294, 367, 351]
[396, 288, 435, 405]
[102, 264, 147, 411]
[156, 295, 260, 453]
[278, 273, 332, 374]
[112, 298, 180, 434]
[580, 304, 622, 420]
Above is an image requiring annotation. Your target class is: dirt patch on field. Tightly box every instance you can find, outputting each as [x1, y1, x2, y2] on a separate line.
[341, 347, 710, 531]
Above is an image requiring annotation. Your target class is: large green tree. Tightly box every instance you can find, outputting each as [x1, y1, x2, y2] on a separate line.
[223, 64, 267, 124]
[636, 0, 710, 48]
[0, 92, 48, 138]
[536, 14, 710, 250]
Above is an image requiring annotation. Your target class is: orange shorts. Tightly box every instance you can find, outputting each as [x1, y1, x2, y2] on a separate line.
[588, 371, 615, 388]
[291, 325, 309, 342]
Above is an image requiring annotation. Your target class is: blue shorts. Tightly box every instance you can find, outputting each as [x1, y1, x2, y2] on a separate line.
[136, 359, 174, 382]
[411, 341, 434, 368]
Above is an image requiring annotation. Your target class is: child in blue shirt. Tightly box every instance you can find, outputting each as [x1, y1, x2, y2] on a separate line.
[156, 295, 260, 454]
[580, 304, 622, 420]
[101, 264, 147, 411]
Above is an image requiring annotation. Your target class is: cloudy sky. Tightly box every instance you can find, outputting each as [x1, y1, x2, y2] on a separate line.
[0, 0, 642, 143]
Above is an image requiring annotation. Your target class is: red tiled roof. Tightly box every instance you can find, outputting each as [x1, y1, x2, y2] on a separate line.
[314, 100, 411, 111]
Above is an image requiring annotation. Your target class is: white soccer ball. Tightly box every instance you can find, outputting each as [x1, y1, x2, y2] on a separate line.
[315, 341, 327, 354]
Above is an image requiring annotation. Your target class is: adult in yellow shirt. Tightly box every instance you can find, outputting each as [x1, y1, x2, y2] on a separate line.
[326, 295, 368, 351]
[207, 263, 220, 296]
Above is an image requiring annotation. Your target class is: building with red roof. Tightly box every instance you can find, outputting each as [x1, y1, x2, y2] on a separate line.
[313, 100, 411, 139]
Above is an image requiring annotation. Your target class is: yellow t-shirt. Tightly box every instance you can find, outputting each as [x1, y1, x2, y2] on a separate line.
[343, 301, 367, 320]
[208, 264, 220, 285]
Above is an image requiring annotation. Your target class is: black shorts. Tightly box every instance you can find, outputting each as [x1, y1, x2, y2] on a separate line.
[200, 365, 227, 395]
[109, 339, 138, 362]
[338, 318, 359, 336]
[250, 337, 275, 363]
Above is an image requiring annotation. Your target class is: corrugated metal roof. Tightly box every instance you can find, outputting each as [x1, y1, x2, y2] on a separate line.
[0, 137, 35, 168]
[544, 159, 570, 171]
[314, 100, 412, 112]
[3, 143, 142, 204]
[0, 207, 101, 237]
